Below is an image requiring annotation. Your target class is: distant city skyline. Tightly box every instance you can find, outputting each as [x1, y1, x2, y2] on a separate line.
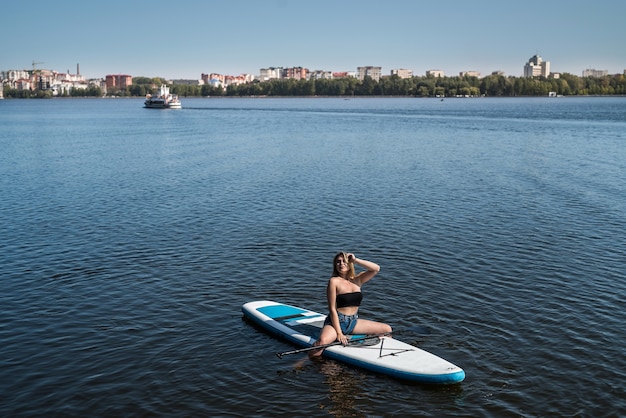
[2, 59, 622, 84]
[2, 0, 624, 80]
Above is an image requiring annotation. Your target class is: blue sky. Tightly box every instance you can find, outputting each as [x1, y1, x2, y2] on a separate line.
[2, 0, 624, 79]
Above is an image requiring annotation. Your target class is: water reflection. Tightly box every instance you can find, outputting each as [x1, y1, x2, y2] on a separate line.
[315, 360, 365, 416]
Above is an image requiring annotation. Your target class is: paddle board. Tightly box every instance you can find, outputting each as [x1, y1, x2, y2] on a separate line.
[242, 300, 465, 384]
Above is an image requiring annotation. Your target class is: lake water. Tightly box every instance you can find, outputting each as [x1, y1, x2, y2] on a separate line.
[1, 96, 625, 417]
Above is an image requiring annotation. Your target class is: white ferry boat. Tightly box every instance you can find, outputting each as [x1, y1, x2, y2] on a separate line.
[144, 84, 181, 109]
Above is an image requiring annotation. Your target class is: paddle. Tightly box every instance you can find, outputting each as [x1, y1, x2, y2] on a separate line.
[275, 325, 430, 358]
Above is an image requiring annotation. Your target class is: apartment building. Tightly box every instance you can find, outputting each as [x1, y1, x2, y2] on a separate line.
[357, 66, 382, 81]
[309, 70, 333, 80]
[460, 71, 481, 78]
[582, 69, 608, 78]
[105, 74, 132, 89]
[426, 70, 445, 78]
[259, 67, 283, 81]
[283, 67, 308, 80]
[391, 68, 413, 79]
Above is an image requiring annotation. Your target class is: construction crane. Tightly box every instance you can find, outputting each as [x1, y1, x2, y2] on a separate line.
[31, 61, 45, 90]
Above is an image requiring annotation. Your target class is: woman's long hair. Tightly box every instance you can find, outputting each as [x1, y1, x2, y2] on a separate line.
[332, 252, 355, 279]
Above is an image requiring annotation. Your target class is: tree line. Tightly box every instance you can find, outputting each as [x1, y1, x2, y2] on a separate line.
[3, 73, 625, 98]
[128, 73, 626, 97]
[2, 85, 102, 98]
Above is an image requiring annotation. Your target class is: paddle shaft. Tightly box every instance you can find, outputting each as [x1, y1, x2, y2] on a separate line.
[276, 334, 383, 358]
[275, 325, 430, 358]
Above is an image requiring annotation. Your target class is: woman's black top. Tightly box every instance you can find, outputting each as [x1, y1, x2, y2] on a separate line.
[336, 291, 362, 308]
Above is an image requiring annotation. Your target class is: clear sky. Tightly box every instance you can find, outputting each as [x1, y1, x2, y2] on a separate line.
[2, 0, 624, 80]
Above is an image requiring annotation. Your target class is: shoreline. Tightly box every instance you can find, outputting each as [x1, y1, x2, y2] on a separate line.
[2, 94, 625, 101]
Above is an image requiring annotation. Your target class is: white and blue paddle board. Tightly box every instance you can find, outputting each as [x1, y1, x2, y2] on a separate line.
[242, 300, 465, 384]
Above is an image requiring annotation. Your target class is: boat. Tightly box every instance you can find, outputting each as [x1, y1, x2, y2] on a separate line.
[242, 300, 465, 384]
[144, 84, 181, 109]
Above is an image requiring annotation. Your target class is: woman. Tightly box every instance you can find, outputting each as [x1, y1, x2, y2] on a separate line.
[310, 252, 392, 357]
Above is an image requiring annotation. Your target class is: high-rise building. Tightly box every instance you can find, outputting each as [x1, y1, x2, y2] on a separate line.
[524, 55, 550, 78]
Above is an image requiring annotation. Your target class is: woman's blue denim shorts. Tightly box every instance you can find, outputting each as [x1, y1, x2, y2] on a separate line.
[324, 312, 359, 334]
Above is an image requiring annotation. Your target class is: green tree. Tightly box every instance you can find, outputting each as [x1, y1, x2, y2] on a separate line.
[356, 76, 376, 95]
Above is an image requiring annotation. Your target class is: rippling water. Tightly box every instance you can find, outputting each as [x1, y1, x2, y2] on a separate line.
[1, 97, 625, 417]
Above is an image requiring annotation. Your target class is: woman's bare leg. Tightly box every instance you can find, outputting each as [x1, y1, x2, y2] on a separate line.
[309, 325, 337, 358]
[352, 319, 392, 336]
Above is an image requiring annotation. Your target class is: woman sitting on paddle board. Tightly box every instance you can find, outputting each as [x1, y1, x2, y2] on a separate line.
[310, 252, 392, 357]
